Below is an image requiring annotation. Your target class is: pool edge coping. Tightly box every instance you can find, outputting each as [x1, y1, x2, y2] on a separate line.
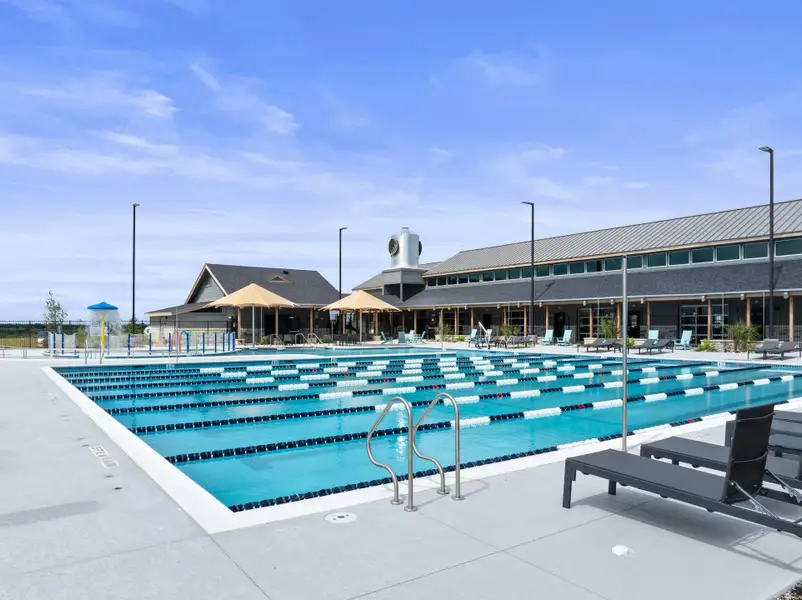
[42, 362, 802, 535]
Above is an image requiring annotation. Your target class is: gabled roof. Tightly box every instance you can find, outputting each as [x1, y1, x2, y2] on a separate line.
[145, 302, 214, 317]
[186, 264, 339, 307]
[398, 259, 802, 307]
[425, 199, 802, 275]
[353, 261, 440, 291]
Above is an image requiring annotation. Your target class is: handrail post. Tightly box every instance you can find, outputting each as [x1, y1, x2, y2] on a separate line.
[413, 392, 463, 500]
[366, 396, 417, 511]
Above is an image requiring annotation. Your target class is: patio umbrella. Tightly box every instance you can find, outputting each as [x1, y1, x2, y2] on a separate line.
[320, 290, 400, 343]
[206, 283, 295, 347]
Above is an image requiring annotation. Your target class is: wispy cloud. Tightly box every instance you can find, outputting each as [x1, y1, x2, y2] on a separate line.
[0, 0, 140, 28]
[190, 62, 298, 135]
[162, 0, 209, 14]
[460, 49, 546, 87]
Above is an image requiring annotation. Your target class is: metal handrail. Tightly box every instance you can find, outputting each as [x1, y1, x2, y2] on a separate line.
[412, 392, 463, 500]
[307, 332, 322, 345]
[366, 396, 417, 512]
[268, 334, 284, 346]
[295, 333, 309, 345]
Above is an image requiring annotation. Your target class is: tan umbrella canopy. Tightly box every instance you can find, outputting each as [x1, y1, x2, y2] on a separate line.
[206, 283, 295, 346]
[320, 290, 399, 343]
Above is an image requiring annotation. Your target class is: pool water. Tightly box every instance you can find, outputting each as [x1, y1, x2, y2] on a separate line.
[55, 350, 802, 511]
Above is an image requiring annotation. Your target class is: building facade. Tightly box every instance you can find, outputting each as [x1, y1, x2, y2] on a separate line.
[356, 200, 802, 343]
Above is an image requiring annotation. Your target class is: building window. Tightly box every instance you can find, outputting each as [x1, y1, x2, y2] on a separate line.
[691, 247, 714, 263]
[437, 277, 447, 286]
[716, 245, 740, 261]
[447, 275, 458, 285]
[647, 253, 667, 268]
[427, 279, 436, 287]
[569, 262, 585, 274]
[482, 272, 494, 282]
[457, 274, 469, 284]
[508, 268, 521, 279]
[668, 251, 689, 266]
[553, 263, 568, 276]
[535, 265, 550, 277]
[776, 237, 802, 257]
[626, 255, 643, 269]
[742, 242, 768, 259]
[521, 267, 532, 278]
[469, 273, 481, 283]
[604, 257, 622, 271]
[586, 259, 602, 273]
[494, 270, 508, 281]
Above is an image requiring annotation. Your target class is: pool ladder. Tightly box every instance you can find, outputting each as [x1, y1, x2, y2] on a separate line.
[366, 392, 463, 512]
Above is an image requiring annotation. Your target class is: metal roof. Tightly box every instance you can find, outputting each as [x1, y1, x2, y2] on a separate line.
[353, 261, 439, 291]
[425, 199, 802, 275]
[398, 258, 802, 308]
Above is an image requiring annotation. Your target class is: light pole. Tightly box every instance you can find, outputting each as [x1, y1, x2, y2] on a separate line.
[759, 146, 774, 339]
[339, 226, 348, 333]
[521, 201, 535, 335]
[132, 203, 140, 333]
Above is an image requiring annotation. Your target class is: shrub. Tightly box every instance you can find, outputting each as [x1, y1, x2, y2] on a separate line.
[695, 338, 717, 352]
[499, 324, 521, 337]
[727, 322, 759, 352]
[435, 323, 454, 341]
[455, 335, 465, 342]
[598, 317, 619, 339]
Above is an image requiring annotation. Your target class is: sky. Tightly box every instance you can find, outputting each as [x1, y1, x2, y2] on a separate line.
[1, 0, 801, 321]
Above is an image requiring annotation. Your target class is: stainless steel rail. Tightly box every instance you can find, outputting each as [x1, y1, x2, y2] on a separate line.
[413, 392, 463, 500]
[268, 334, 284, 346]
[366, 396, 417, 512]
[307, 332, 322, 345]
[294, 333, 309, 345]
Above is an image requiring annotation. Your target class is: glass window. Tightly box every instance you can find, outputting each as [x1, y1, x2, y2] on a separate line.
[457, 275, 469, 284]
[482, 272, 494, 282]
[668, 251, 689, 266]
[426, 279, 435, 287]
[521, 267, 532, 278]
[437, 277, 447, 286]
[626, 255, 643, 269]
[604, 257, 622, 271]
[446, 275, 458, 285]
[647, 253, 667, 268]
[494, 270, 508, 281]
[469, 273, 481, 283]
[569, 262, 585, 274]
[535, 265, 550, 277]
[508, 268, 521, 279]
[691, 247, 714, 263]
[586, 259, 602, 273]
[776, 238, 802, 256]
[742, 242, 768, 259]
[553, 263, 568, 276]
[716, 245, 740, 261]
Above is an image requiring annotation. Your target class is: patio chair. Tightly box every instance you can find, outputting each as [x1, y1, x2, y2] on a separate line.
[540, 329, 554, 345]
[636, 338, 673, 354]
[724, 417, 802, 457]
[763, 341, 801, 360]
[648, 329, 659, 340]
[407, 330, 420, 344]
[747, 339, 779, 359]
[418, 330, 429, 343]
[563, 404, 802, 538]
[524, 334, 537, 347]
[397, 331, 407, 344]
[556, 330, 573, 346]
[584, 338, 617, 352]
[468, 328, 478, 346]
[380, 332, 392, 345]
[674, 330, 693, 350]
[640, 428, 802, 506]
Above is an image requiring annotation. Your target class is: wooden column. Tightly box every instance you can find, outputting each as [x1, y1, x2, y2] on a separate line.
[470, 308, 475, 331]
[707, 299, 712, 339]
[373, 312, 378, 335]
[589, 308, 593, 338]
[616, 302, 621, 332]
[237, 307, 242, 338]
[413, 310, 418, 333]
[646, 301, 651, 332]
[746, 297, 751, 327]
[503, 306, 507, 326]
[274, 307, 279, 336]
[545, 305, 550, 329]
[523, 308, 528, 335]
[309, 307, 314, 335]
[455, 308, 459, 336]
[790, 295, 795, 341]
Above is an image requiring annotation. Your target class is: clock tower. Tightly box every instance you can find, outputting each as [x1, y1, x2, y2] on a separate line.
[380, 227, 427, 301]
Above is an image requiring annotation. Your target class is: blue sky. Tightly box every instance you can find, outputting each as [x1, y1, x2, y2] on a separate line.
[1, 0, 801, 320]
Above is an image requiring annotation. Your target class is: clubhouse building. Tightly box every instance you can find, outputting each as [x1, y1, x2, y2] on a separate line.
[356, 200, 802, 343]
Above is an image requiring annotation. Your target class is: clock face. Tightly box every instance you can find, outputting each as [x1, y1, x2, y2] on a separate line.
[388, 237, 400, 256]
[418, 241, 423, 256]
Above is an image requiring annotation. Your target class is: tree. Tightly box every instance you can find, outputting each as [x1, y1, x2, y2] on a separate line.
[43, 291, 67, 331]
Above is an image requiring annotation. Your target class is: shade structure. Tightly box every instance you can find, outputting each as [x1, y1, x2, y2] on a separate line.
[320, 290, 399, 344]
[205, 284, 295, 347]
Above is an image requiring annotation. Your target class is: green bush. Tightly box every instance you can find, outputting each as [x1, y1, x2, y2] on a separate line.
[598, 317, 619, 339]
[435, 323, 454, 340]
[695, 338, 717, 352]
[727, 322, 759, 352]
[455, 335, 465, 342]
[499, 324, 521, 337]
[320, 335, 332, 343]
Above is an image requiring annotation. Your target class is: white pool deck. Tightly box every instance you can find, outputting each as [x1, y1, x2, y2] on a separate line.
[2, 345, 802, 599]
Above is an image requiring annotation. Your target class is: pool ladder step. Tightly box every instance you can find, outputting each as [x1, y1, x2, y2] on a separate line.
[366, 392, 463, 512]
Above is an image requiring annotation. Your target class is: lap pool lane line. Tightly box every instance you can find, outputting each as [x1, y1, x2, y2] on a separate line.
[123, 360, 729, 431]
[103, 359, 716, 417]
[158, 366, 791, 465]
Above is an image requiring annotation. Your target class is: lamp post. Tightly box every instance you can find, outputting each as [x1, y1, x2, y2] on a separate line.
[521, 201, 535, 335]
[339, 226, 348, 333]
[759, 146, 775, 339]
[132, 203, 140, 334]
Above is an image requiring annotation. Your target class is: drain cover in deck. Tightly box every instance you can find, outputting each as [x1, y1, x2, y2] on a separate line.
[325, 512, 357, 524]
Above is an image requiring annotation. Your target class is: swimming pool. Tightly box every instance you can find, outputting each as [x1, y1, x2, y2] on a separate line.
[233, 345, 446, 357]
[54, 350, 802, 513]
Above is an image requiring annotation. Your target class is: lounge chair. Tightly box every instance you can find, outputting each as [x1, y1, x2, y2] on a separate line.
[418, 330, 428, 343]
[524, 334, 537, 347]
[380, 332, 392, 344]
[751, 340, 802, 360]
[724, 418, 802, 457]
[584, 338, 617, 352]
[468, 329, 478, 346]
[674, 330, 693, 350]
[636, 338, 673, 354]
[397, 331, 407, 344]
[556, 330, 573, 346]
[640, 431, 802, 505]
[747, 339, 779, 359]
[407, 330, 420, 344]
[563, 404, 802, 538]
[540, 329, 554, 345]
[648, 329, 659, 340]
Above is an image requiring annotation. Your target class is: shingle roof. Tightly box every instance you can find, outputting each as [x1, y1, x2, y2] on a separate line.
[353, 261, 440, 290]
[204, 264, 339, 306]
[144, 302, 211, 316]
[398, 259, 802, 307]
[425, 199, 802, 275]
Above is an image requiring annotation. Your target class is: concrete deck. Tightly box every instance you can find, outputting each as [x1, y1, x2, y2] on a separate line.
[2, 353, 802, 599]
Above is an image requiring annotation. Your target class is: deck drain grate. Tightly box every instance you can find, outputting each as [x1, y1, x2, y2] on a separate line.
[89, 445, 119, 468]
[325, 512, 357, 524]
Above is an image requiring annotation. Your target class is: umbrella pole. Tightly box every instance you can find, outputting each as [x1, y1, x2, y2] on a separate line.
[359, 310, 362, 345]
[252, 305, 255, 348]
